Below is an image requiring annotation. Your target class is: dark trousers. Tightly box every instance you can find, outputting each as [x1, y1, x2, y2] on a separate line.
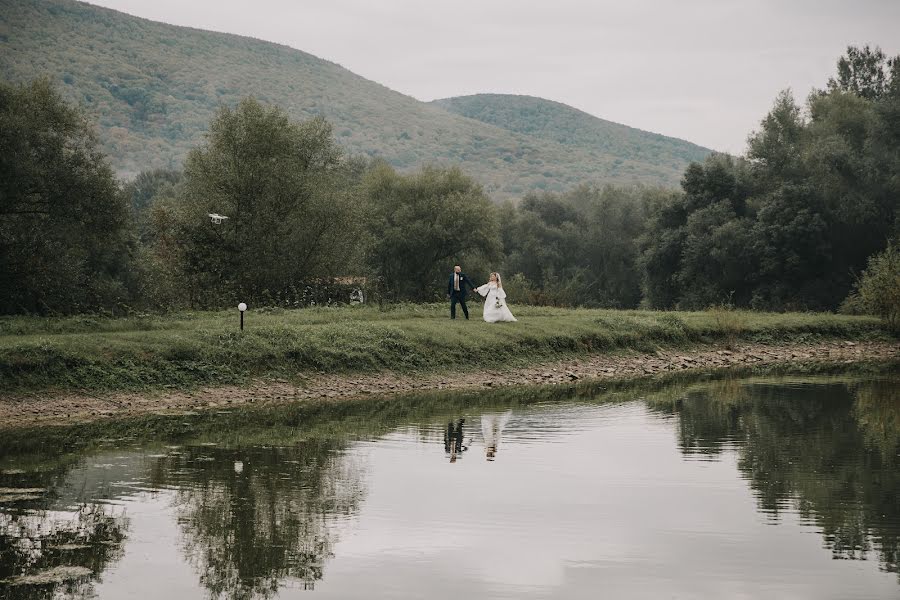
[450, 293, 469, 319]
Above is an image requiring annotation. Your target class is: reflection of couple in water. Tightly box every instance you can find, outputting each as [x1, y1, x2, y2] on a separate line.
[443, 411, 513, 462]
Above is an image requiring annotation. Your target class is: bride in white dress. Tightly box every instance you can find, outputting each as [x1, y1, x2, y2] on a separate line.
[476, 272, 517, 323]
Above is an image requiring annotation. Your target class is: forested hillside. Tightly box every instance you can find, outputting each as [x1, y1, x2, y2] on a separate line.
[433, 94, 709, 171]
[0, 0, 710, 199]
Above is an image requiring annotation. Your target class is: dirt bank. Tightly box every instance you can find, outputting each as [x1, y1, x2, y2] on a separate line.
[1, 340, 896, 429]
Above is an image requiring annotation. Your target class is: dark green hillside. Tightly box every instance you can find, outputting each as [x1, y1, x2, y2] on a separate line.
[432, 93, 710, 169]
[0, 0, 710, 199]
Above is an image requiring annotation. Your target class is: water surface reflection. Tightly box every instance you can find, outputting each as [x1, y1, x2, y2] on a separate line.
[0, 376, 897, 599]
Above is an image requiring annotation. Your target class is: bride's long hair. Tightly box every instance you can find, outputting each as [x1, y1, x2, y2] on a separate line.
[491, 272, 503, 288]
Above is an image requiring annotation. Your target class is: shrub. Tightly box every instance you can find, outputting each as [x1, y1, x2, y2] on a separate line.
[849, 241, 900, 331]
[501, 273, 539, 306]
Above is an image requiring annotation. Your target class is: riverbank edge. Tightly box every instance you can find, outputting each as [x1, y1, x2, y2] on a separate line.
[0, 308, 889, 396]
[1, 339, 896, 429]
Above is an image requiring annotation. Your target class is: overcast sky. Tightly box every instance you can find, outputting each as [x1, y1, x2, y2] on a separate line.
[89, 0, 899, 153]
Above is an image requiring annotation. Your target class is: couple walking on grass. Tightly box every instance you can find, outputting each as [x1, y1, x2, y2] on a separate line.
[447, 265, 518, 323]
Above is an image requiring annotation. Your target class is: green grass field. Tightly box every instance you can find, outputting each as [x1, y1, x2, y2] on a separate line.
[0, 304, 891, 394]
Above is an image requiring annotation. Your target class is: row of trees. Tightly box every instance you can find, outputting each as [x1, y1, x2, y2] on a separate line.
[1, 46, 897, 317]
[641, 46, 900, 311]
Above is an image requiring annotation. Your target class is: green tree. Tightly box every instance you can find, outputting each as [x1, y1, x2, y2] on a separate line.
[640, 45, 900, 311]
[172, 98, 363, 306]
[502, 192, 581, 290]
[746, 89, 806, 186]
[639, 155, 753, 309]
[578, 185, 654, 308]
[827, 44, 894, 101]
[0, 79, 133, 314]
[362, 163, 499, 301]
[750, 184, 832, 309]
[676, 201, 755, 308]
[500, 185, 653, 308]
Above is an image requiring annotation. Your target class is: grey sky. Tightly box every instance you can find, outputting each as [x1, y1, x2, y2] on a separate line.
[89, 0, 899, 153]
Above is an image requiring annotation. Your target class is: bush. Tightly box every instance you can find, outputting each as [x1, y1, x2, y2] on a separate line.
[500, 273, 539, 306]
[849, 241, 900, 330]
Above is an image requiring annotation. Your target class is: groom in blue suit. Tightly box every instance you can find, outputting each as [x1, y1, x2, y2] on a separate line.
[447, 265, 477, 320]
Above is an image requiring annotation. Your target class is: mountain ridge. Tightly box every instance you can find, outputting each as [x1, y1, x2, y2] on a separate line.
[0, 0, 712, 199]
[432, 93, 710, 168]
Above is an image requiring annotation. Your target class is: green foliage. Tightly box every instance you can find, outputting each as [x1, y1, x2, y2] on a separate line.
[639, 155, 756, 309]
[640, 46, 900, 311]
[362, 163, 499, 301]
[498, 273, 539, 305]
[501, 184, 658, 308]
[166, 98, 363, 307]
[0, 0, 710, 202]
[848, 241, 900, 330]
[432, 93, 710, 174]
[0, 78, 133, 315]
[828, 44, 899, 101]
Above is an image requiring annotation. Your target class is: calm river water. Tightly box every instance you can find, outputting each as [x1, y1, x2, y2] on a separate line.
[1, 376, 898, 599]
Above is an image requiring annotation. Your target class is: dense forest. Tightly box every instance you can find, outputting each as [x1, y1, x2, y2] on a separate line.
[0, 0, 710, 201]
[0, 46, 897, 325]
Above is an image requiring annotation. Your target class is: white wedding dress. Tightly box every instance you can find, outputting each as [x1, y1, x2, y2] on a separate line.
[476, 283, 518, 323]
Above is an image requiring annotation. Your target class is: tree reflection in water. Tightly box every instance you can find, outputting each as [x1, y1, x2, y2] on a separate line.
[0, 503, 127, 598]
[148, 439, 366, 599]
[650, 378, 900, 577]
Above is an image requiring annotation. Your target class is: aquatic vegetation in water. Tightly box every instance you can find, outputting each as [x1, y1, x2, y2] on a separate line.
[4, 565, 93, 585]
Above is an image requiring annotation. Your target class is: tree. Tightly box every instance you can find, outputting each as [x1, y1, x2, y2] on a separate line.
[751, 184, 832, 309]
[676, 201, 755, 309]
[639, 155, 753, 309]
[498, 185, 654, 308]
[746, 90, 806, 187]
[828, 45, 893, 102]
[638, 46, 900, 312]
[362, 164, 499, 301]
[172, 98, 363, 306]
[502, 192, 581, 290]
[0, 79, 133, 314]
[579, 186, 653, 308]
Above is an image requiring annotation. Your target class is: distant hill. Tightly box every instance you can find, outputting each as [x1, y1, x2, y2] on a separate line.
[0, 0, 712, 200]
[432, 94, 710, 172]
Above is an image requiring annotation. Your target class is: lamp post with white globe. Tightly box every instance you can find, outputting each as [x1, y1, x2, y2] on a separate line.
[238, 302, 247, 331]
[208, 213, 247, 330]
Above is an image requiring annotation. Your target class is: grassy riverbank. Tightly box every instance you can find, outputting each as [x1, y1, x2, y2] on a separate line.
[0, 304, 892, 394]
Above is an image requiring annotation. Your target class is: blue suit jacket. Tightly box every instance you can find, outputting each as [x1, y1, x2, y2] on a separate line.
[448, 272, 476, 297]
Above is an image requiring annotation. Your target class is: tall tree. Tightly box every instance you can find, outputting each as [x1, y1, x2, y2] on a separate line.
[362, 164, 499, 301]
[828, 44, 891, 101]
[0, 79, 132, 314]
[639, 154, 753, 309]
[172, 98, 363, 306]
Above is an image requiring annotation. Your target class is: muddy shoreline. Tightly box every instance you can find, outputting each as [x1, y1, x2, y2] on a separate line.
[1, 340, 896, 429]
